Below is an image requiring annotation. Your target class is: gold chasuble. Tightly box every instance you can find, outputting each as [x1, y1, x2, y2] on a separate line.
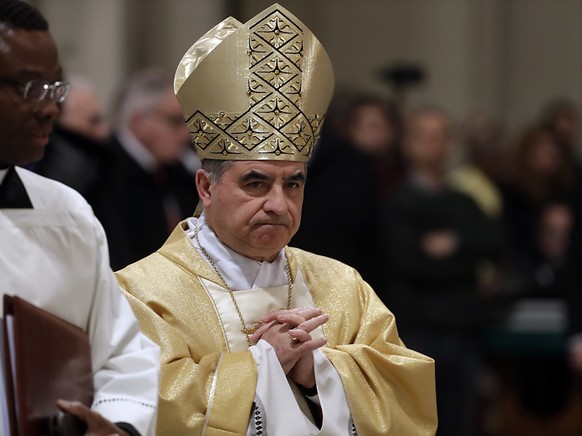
[118, 4, 436, 434]
[117, 223, 437, 435]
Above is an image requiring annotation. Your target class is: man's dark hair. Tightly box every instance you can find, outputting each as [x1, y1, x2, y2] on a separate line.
[201, 159, 234, 184]
[0, 0, 48, 31]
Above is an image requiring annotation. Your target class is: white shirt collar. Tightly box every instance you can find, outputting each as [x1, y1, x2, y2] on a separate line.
[117, 128, 157, 172]
[0, 168, 8, 185]
[186, 214, 288, 291]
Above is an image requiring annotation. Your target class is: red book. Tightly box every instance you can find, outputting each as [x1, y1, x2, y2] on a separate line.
[2, 295, 93, 436]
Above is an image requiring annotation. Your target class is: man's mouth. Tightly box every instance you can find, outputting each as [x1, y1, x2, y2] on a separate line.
[255, 222, 287, 227]
[30, 132, 50, 146]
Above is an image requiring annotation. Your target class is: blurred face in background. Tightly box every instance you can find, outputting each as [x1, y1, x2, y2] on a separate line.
[131, 88, 189, 165]
[405, 111, 452, 172]
[550, 106, 579, 148]
[461, 110, 505, 178]
[537, 202, 573, 260]
[347, 103, 395, 156]
[58, 85, 109, 141]
[525, 131, 563, 178]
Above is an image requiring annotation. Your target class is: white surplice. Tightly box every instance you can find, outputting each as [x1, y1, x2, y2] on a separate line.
[0, 167, 159, 436]
[187, 215, 352, 435]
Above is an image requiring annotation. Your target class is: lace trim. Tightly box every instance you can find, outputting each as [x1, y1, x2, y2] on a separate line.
[250, 398, 266, 435]
[349, 416, 358, 436]
[248, 399, 356, 435]
[92, 397, 156, 409]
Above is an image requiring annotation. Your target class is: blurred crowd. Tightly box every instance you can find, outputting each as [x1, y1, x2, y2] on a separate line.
[36, 70, 582, 435]
[293, 90, 582, 436]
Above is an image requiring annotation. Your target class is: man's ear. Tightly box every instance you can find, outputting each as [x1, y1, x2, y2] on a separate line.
[128, 113, 149, 143]
[195, 169, 212, 209]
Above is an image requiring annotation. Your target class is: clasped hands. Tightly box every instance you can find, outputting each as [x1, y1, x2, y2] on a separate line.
[250, 306, 328, 390]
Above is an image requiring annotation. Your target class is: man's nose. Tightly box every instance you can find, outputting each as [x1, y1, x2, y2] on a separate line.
[264, 185, 287, 214]
[34, 96, 60, 121]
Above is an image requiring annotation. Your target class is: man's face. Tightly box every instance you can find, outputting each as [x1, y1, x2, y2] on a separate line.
[198, 160, 306, 262]
[133, 89, 189, 165]
[405, 113, 451, 170]
[349, 104, 395, 156]
[59, 86, 109, 141]
[0, 28, 61, 168]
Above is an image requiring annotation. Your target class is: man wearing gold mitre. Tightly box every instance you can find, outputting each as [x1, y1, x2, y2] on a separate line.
[117, 4, 437, 435]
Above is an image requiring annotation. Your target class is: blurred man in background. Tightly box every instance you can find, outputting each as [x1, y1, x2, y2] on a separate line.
[93, 68, 198, 269]
[34, 73, 110, 202]
[381, 106, 502, 436]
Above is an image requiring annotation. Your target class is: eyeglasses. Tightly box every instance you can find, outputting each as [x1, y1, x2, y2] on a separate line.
[0, 79, 70, 104]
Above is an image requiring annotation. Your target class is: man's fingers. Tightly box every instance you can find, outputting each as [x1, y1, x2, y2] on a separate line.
[261, 307, 305, 323]
[249, 320, 277, 343]
[296, 313, 329, 334]
[287, 329, 328, 351]
[56, 399, 89, 421]
[290, 307, 323, 319]
[275, 308, 325, 325]
[288, 328, 312, 343]
[289, 307, 324, 320]
[276, 313, 307, 327]
[298, 337, 328, 353]
[262, 306, 323, 323]
[57, 399, 129, 436]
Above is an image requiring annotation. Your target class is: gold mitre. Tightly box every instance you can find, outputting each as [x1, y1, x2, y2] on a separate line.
[174, 4, 335, 162]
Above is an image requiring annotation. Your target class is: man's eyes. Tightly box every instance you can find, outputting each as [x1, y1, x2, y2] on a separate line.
[286, 181, 303, 189]
[246, 181, 264, 188]
[243, 180, 304, 190]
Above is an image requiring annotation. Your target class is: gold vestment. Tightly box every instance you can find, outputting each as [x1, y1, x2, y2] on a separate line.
[117, 222, 437, 435]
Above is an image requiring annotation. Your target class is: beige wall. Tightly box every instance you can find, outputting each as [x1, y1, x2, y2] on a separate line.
[501, 0, 582, 134]
[34, 0, 225, 112]
[33, 0, 582, 138]
[36, 0, 130, 111]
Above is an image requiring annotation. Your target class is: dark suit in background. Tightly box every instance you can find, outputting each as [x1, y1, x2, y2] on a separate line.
[94, 136, 198, 270]
[34, 125, 108, 205]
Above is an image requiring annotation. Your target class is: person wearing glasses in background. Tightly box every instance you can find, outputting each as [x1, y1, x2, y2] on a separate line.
[91, 68, 199, 270]
[0, 1, 159, 435]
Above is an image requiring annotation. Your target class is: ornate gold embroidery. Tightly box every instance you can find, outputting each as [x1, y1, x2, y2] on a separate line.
[177, 5, 332, 162]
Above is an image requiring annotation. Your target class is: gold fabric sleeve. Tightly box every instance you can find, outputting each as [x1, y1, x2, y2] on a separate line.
[287, 248, 438, 435]
[117, 225, 257, 435]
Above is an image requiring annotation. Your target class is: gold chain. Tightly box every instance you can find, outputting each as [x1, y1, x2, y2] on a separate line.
[194, 222, 293, 347]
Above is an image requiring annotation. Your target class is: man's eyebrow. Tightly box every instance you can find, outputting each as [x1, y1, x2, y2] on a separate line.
[13, 69, 42, 79]
[287, 172, 306, 183]
[14, 67, 64, 81]
[239, 170, 270, 183]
